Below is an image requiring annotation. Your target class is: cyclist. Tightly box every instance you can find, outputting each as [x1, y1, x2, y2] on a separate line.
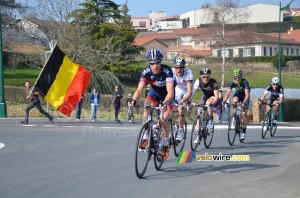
[131, 49, 174, 160]
[223, 69, 250, 141]
[172, 57, 194, 143]
[258, 77, 284, 125]
[193, 68, 220, 143]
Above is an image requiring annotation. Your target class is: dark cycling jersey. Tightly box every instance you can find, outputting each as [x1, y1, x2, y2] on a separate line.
[228, 78, 250, 93]
[265, 84, 284, 100]
[194, 78, 219, 98]
[140, 64, 174, 95]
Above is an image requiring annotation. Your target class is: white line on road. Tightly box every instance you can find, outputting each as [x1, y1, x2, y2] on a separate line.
[0, 142, 5, 149]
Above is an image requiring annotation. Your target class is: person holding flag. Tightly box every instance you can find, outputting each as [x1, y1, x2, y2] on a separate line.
[21, 81, 54, 124]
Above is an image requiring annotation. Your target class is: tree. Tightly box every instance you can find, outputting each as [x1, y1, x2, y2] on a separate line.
[204, 0, 250, 89]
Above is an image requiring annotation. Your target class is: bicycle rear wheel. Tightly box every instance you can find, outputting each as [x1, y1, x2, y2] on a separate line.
[135, 123, 151, 179]
[261, 113, 270, 139]
[154, 128, 164, 170]
[204, 123, 214, 149]
[228, 115, 237, 146]
[173, 121, 187, 157]
[191, 116, 201, 151]
[270, 122, 277, 137]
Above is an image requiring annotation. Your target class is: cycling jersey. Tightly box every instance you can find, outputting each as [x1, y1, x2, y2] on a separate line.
[172, 67, 194, 103]
[194, 78, 219, 98]
[264, 84, 284, 99]
[228, 79, 251, 93]
[228, 78, 251, 109]
[140, 64, 174, 95]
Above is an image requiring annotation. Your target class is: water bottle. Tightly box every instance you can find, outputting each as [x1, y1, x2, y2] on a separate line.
[231, 117, 235, 129]
[152, 125, 159, 141]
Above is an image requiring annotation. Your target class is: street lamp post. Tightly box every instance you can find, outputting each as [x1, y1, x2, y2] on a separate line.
[0, 4, 7, 117]
[277, 0, 294, 122]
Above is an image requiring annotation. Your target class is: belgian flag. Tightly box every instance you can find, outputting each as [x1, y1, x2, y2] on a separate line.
[35, 45, 90, 116]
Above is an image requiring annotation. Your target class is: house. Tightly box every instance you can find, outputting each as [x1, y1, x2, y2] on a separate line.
[133, 38, 169, 58]
[211, 31, 300, 57]
[179, 4, 291, 28]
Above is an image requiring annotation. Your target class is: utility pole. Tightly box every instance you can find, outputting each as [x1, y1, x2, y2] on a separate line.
[0, 4, 7, 117]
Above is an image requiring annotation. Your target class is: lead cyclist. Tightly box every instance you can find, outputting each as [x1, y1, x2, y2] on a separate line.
[172, 58, 195, 143]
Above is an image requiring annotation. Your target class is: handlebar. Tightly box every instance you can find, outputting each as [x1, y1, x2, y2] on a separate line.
[190, 103, 212, 108]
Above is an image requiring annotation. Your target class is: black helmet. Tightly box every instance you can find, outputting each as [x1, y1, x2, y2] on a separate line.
[173, 58, 186, 67]
[200, 68, 211, 75]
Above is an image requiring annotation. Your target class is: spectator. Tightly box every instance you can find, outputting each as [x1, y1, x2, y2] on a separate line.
[21, 81, 54, 124]
[90, 87, 100, 122]
[127, 93, 134, 122]
[76, 94, 84, 121]
[224, 98, 231, 123]
[113, 86, 123, 122]
[217, 90, 223, 123]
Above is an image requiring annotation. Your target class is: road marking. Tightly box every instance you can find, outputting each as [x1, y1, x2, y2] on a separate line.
[0, 143, 5, 149]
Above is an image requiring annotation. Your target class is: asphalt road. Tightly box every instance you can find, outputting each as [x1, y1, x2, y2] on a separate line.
[0, 121, 300, 198]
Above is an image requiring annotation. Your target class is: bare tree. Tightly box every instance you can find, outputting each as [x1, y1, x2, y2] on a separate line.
[204, 0, 250, 89]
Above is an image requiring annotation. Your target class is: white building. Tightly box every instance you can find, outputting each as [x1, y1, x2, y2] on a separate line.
[180, 4, 288, 28]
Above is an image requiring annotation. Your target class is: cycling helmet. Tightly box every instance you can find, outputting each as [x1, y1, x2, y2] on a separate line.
[200, 68, 211, 75]
[271, 77, 280, 84]
[232, 69, 243, 78]
[173, 58, 186, 67]
[146, 49, 163, 61]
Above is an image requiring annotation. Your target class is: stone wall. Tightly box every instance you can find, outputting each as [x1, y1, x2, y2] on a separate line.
[252, 98, 300, 122]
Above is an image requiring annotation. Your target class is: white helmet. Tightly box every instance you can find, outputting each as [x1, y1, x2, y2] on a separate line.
[128, 93, 132, 97]
[271, 77, 280, 84]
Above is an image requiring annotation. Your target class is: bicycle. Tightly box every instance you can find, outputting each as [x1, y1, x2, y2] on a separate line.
[227, 102, 244, 146]
[259, 100, 278, 139]
[134, 104, 164, 179]
[169, 103, 187, 157]
[190, 103, 214, 151]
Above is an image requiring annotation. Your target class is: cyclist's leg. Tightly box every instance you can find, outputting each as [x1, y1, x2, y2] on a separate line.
[206, 96, 215, 126]
[160, 106, 172, 160]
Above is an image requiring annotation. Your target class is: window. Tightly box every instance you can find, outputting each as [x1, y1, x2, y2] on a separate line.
[291, 48, 294, 55]
[239, 47, 255, 57]
[296, 49, 299, 55]
[195, 41, 200, 46]
[139, 21, 146, 28]
[243, 48, 252, 57]
[264, 47, 267, 56]
[270, 47, 273, 56]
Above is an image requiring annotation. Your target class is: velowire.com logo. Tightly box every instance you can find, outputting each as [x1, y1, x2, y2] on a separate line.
[177, 151, 250, 163]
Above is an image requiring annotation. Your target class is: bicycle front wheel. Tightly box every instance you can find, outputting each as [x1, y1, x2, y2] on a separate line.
[154, 128, 164, 170]
[191, 116, 201, 151]
[204, 122, 214, 149]
[173, 121, 187, 157]
[135, 123, 151, 179]
[270, 122, 277, 137]
[228, 115, 237, 146]
[261, 113, 270, 139]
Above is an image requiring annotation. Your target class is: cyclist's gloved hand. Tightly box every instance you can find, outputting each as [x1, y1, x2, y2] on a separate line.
[161, 103, 167, 112]
[131, 100, 137, 106]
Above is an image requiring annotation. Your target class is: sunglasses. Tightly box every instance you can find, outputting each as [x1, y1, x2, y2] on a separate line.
[149, 60, 161, 66]
[202, 76, 210, 79]
[175, 67, 184, 70]
[234, 76, 241, 79]
[272, 84, 278, 85]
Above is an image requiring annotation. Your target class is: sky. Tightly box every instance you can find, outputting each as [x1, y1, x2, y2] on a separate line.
[112, 0, 300, 17]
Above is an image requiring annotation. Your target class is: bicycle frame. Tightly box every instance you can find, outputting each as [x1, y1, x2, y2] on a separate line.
[260, 102, 277, 139]
[227, 102, 244, 146]
[134, 104, 164, 179]
[190, 103, 214, 150]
